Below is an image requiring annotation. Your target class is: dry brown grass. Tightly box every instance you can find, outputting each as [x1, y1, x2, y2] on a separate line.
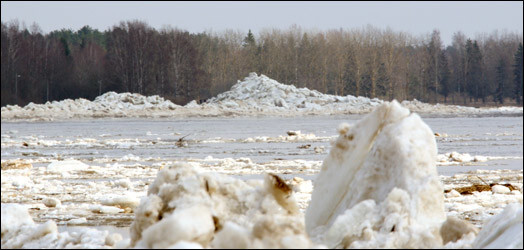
[444, 175, 518, 195]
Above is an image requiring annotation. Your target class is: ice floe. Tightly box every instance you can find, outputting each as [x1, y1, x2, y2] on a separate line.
[46, 159, 90, 173]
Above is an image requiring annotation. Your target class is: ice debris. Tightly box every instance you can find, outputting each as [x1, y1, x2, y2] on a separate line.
[129, 163, 318, 248]
[46, 159, 89, 173]
[42, 197, 61, 208]
[437, 151, 489, 164]
[440, 216, 478, 245]
[89, 205, 124, 214]
[491, 184, 511, 194]
[100, 194, 140, 210]
[1, 92, 179, 121]
[1, 203, 121, 248]
[2, 99, 522, 249]
[2, 73, 522, 121]
[125, 100, 521, 249]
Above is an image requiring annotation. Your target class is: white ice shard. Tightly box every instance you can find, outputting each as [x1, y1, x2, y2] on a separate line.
[305, 100, 447, 248]
[472, 202, 523, 249]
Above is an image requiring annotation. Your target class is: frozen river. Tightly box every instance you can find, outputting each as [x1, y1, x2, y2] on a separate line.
[2, 115, 522, 176]
[3, 75, 523, 248]
[1, 115, 523, 233]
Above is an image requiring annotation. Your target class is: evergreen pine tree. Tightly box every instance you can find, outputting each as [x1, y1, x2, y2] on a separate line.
[243, 29, 256, 48]
[242, 29, 257, 72]
[495, 58, 507, 104]
[465, 40, 483, 102]
[60, 37, 71, 57]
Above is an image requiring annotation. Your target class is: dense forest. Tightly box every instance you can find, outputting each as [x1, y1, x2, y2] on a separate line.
[1, 20, 523, 107]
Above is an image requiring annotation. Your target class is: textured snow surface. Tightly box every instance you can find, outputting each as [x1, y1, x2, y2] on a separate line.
[2, 73, 522, 121]
[129, 163, 319, 248]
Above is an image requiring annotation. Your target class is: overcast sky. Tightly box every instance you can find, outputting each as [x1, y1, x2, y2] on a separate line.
[1, 1, 522, 46]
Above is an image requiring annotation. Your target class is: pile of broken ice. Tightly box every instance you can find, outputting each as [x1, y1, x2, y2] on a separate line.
[2, 73, 522, 121]
[2, 101, 522, 248]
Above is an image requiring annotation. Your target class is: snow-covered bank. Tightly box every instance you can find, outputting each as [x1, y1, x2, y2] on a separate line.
[2, 73, 522, 121]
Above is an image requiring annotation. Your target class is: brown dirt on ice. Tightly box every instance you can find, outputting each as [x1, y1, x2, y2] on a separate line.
[445, 183, 518, 195]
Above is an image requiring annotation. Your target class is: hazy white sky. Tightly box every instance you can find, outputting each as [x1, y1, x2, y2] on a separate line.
[1, 1, 522, 46]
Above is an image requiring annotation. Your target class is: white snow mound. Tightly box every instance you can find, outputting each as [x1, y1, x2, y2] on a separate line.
[3, 72, 521, 121]
[205, 72, 383, 113]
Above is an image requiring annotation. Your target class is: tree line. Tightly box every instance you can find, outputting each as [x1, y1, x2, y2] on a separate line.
[1, 20, 522, 107]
